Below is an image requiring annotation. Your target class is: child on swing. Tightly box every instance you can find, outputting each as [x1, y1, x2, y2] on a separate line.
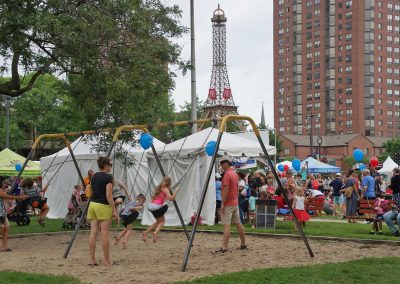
[143, 176, 179, 243]
[114, 194, 145, 249]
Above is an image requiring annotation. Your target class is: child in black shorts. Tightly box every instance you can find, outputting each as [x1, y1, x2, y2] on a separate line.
[114, 194, 145, 249]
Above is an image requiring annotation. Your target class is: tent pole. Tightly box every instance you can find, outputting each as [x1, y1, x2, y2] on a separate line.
[150, 144, 190, 241]
[63, 137, 90, 259]
[181, 132, 222, 272]
[256, 135, 314, 257]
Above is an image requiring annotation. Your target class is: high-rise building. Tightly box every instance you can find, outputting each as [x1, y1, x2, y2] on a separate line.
[274, 0, 400, 138]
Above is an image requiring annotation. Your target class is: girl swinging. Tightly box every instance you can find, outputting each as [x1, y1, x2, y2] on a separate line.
[143, 176, 179, 243]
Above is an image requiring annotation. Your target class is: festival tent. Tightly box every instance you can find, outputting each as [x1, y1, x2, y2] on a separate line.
[142, 127, 276, 226]
[378, 156, 399, 177]
[40, 135, 165, 218]
[301, 157, 341, 174]
[0, 148, 41, 177]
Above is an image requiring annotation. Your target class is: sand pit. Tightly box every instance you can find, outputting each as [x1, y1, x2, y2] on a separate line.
[1, 231, 400, 283]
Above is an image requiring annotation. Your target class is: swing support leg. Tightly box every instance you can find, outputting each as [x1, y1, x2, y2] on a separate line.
[150, 144, 190, 241]
[255, 136, 314, 258]
[63, 137, 91, 259]
[181, 132, 222, 271]
[9, 147, 35, 195]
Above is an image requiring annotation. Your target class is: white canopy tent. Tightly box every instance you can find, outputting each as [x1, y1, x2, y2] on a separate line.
[40, 135, 165, 218]
[142, 127, 276, 226]
[378, 156, 399, 178]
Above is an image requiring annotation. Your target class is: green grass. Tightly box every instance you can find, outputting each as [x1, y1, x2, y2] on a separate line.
[180, 257, 400, 284]
[0, 271, 81, 284]
[8, 216, 400, 241]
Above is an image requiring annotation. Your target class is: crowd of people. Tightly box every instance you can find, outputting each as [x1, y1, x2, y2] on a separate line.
[215, 162, 400, 236]
[2, 153, 400, 265]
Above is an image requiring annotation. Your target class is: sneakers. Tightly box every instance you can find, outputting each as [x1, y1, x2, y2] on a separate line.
[393, 231, 400, 237]
[370, 230, 376, 235]
[378, 231, 383, 235]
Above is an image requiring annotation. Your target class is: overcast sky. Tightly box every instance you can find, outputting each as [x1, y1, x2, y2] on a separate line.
[167, 0, 274, 128]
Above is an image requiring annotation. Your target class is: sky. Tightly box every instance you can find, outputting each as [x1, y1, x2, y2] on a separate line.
[166, 0, 275, 128]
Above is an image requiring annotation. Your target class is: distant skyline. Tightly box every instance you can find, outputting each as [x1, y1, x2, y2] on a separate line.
[167, 0, 274, 128]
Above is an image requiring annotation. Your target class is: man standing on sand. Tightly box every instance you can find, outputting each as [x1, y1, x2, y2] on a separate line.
[215, 155, 246, 253]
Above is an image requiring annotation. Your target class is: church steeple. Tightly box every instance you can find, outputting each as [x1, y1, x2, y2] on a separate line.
[260, 102, 266, 129]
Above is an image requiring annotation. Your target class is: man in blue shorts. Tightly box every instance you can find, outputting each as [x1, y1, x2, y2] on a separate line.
[329, 173, 344, 215]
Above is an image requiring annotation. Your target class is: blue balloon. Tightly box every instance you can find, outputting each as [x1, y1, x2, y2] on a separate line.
[15, 164, 22, 172]
[205, 140, 217, 157]
[139, 133, 153, 150]
[353, 149, 364, 162]
[359, 164, 366, 170]
[277, 164, 284, 172]
[292, 159, 301, 171]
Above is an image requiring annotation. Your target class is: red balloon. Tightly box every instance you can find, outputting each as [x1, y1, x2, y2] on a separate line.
[370, 157, 379, 168]
[283, 164, 289, 171]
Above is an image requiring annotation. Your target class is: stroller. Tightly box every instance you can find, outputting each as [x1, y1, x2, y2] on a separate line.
[7, 200, 31, 226]
[62, 195, 90, 230]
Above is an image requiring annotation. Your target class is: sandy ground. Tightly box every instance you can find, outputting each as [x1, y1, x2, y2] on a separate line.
[1, 231, 400, 283]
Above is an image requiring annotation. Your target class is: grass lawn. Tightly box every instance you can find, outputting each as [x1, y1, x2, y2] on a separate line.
[0, 271, 80, 284]
[180, 257, 400, 284]
[8, 215, 400, 241]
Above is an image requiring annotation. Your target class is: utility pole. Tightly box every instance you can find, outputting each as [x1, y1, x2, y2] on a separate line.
[190, 0, 197, 134]
[306, 113, 317, 158]
[5, 96, 10, 149]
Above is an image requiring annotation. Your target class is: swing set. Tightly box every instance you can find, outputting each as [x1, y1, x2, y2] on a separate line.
[10, 115, 314, 272]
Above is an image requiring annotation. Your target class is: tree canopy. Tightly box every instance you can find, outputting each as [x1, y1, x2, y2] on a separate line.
[0, 0, 187, 133]
[379, 138, 400, 161]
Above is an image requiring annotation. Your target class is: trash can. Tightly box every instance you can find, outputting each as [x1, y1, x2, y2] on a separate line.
[256, 199, 277, 229]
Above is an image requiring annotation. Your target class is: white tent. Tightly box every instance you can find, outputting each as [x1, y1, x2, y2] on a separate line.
[142, 127, 276, 227]
[378, 156, 399, 177]
[40, 135, 165, 218]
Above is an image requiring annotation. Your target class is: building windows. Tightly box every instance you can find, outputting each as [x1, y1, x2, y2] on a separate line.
[314, 61, 320, 69]
[314, 102, 320, 110]
[346, 55, 352, 62]
[346, 77, 352, 84]
[346, 87, 352, 95]
[346, 109, 352, 116]
[345, 44, 352, 52]
[346, 98, 352, 106]
[346, 1, 352, 9]
[345, 66, 352, 73]
[345, 33, 352, 41]
[346, 120, 352, 128]
[346, 22, 352, 30]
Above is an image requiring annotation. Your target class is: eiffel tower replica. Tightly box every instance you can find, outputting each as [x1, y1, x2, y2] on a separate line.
[200, 5, 246, 131]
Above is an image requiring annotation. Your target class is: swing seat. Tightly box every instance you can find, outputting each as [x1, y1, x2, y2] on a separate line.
[149, 204, 168, 218]
[31, 196, 47, 209]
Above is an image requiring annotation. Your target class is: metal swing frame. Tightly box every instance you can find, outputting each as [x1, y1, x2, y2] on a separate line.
[180, 115, 314, 272]
[12, 116, 313, 268]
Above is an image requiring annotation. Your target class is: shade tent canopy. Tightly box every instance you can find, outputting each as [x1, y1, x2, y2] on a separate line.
[301, 157, 341, 174]
[141, 127, 276, 227]
[0, 148, 41, 177]
[150, 127, 276, 158]
[40, 135, 165, 219]
[378, 156, 399, 177]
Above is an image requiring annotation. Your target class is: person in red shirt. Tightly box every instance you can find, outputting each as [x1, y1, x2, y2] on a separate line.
[215, 155, 247, 253]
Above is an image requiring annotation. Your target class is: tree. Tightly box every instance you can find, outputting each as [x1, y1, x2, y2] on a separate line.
[0, 74, 89, 152]
[0, 1, 187, 100]
[268, 130, 283, 155]
[379, 138, 400, 161]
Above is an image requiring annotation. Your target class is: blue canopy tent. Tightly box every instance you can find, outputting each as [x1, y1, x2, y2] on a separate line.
[301, 157, 341, 174]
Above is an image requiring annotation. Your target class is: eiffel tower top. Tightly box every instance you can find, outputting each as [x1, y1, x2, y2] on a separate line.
[212, 4, 226, 22]
[200, 5, 245, 131]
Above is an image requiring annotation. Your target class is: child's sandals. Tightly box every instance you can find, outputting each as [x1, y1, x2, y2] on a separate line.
[214, 248, 228, 254]
[237, 244, 248, 250]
